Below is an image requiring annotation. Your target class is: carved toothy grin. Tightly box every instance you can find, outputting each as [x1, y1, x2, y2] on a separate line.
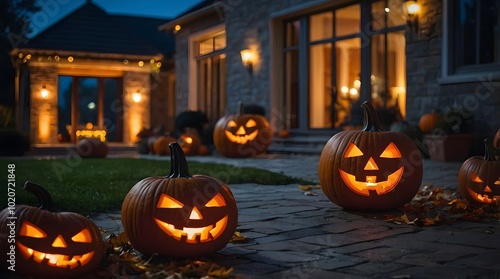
[154, 215, 228, 244]
[340, 167, 404, 196]
[224, 130, 258, 144]
[17, 242, 94, 269]
[466, 186, 499, 204]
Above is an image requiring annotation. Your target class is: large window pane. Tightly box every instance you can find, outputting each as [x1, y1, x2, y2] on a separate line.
[57, 76, 72, 142]
[284, 50, 299, 128]
[310, 12, 333, 41]
[286, 20, 300, 47]
[103, 78, 120, 142]
[198, 54, 226, 126]
[335, 38, 361, 127]
[78, 78, 98, 127]
[335, 4, 360, 37]
[309, 43, 332, 128]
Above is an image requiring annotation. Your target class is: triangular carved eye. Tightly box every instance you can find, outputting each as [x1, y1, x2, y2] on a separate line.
[246, 119, 257, 128]
[157, 194, 184, 208]
[227, 120, 237, 128]
[344, 142, 363, 158]
[72, 228, 93, 243]
[19, 221, 47, 238]
[205, 193, 226, 207]
[380, 142, 401, 158]
[471, 172, 484, 183]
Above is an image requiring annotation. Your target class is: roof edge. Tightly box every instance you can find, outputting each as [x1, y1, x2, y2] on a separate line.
[158, 2, 222, 31]
[11, 48, 164, 61]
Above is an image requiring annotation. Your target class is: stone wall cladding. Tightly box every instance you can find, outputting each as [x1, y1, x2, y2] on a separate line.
[29, 65, 58, 144]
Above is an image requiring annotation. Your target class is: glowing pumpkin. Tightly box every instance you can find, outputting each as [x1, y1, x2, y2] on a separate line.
[213, 102, 273, 157]
[178, 128, 201, 156]
[459, 139, 500, 206]
[0, 182, 104, 278]
[121, 142, 238, 257]
[319, 101, 423, 211]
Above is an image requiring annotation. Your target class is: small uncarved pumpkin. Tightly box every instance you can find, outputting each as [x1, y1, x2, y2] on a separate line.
[459, 139, 500, 206]
[213, 102, 273, 157]
[0, 182, 104, 278]
[319, 101, 423, 211]
[121, 142, 238, 257]
[76, 138, 108, 158]
[418, 111, 441, 133]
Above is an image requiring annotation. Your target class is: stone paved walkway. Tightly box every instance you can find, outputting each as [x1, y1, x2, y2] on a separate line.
[92, 154, 500, 279]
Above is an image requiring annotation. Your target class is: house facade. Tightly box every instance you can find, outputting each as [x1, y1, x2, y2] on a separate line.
[163, 0, 500, 155]
[11, 2, 176, 144]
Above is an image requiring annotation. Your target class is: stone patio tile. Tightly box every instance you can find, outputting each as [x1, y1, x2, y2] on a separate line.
[260, 267, 370, 279]
[327, 241, 384, 254]
[310, 253, 366, 270]
[350, 246, 413, 262]
[338, 261, 410, 277]
[385, 266, 498, 279]
[449, 251, 500, 270]
[438, 230, 500, 249]
[245, 239, 323, 253]
[231, 261, 285, 277]
[246, 250, 326, 266]
[237, 214, 278, 222]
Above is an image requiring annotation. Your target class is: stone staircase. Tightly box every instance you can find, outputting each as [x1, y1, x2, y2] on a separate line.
[267, 133, 335, 155]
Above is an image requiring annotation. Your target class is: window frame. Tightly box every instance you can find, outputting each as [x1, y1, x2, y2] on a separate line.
[441, 0, 500, 84]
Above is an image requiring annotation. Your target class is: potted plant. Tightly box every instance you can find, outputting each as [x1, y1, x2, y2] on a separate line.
[423, 107, 473, 162]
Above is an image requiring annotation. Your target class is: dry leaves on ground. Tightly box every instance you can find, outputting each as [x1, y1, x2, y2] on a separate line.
[84, 231, 239, 279]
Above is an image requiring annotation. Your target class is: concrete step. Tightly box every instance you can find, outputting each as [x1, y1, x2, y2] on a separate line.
[267, 134, 333, 155]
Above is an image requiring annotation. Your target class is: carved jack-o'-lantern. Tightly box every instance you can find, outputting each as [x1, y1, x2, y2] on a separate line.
[121, 142, 238, 257]
[319, 102, 423, 211]
[178, 128, 201, 156]
[0, 182, 104, 278]
[459, 139, 500, 206]
[213, 102, 273, 157]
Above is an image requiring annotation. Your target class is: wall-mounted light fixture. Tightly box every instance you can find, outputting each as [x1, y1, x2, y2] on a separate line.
[240, 49, 254, 74]
[404, 0, 420, 34]
[40, 85, 49, 99]
[132, 90, 142, 103]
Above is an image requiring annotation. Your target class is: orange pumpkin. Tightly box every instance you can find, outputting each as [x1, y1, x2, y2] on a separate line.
[418, 111, 441, 133]
[0, 182, 104, 278]
[121, 143, 238, 257]
[458, 139, 500, 206]
[319, 101, 423, 211]
[213, 102, 273, 157]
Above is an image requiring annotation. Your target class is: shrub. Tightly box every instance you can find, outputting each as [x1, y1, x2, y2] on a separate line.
[0, 129, 30, 156]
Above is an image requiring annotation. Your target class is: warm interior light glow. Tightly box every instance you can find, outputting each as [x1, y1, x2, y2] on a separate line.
[157, 194, 184, 208]
[174, 24, 181, 31]
[405, 1, 419, 15]
[71, 229, 92, 243]
[85, 122, 93, 130]
[184, 136, 193, 144]
[51, 235, 67, 248]
[76, 130, 106, 142]
[68, 56, 74, 62]
[19, 221, 47, 238]
[132, 91, 142, 103]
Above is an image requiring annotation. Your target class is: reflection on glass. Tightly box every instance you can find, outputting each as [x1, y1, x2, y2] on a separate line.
[335, 4, 360, 37]
[310, 12, 332, 41]
[104, 78, 119, 142]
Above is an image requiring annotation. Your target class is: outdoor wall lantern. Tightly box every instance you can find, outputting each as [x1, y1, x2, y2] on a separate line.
[240, 49, 254, 74]
[132, 90, 142, 103]
[404, 0, 420, 34]
[40, 85, 49, 99]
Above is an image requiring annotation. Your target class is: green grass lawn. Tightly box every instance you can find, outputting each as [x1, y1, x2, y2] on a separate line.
[1, 158, 310, 216]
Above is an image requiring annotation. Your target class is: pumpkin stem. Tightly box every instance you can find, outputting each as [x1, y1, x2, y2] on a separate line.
[237, 101, 244, 115]
[361, 101, 383, 132]
[168, 142, 191, 178]
[483, 138, 496, 161]
[23, 181, 56, 211]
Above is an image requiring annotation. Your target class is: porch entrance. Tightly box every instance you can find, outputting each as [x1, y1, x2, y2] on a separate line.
[57, 76, 123, 142]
